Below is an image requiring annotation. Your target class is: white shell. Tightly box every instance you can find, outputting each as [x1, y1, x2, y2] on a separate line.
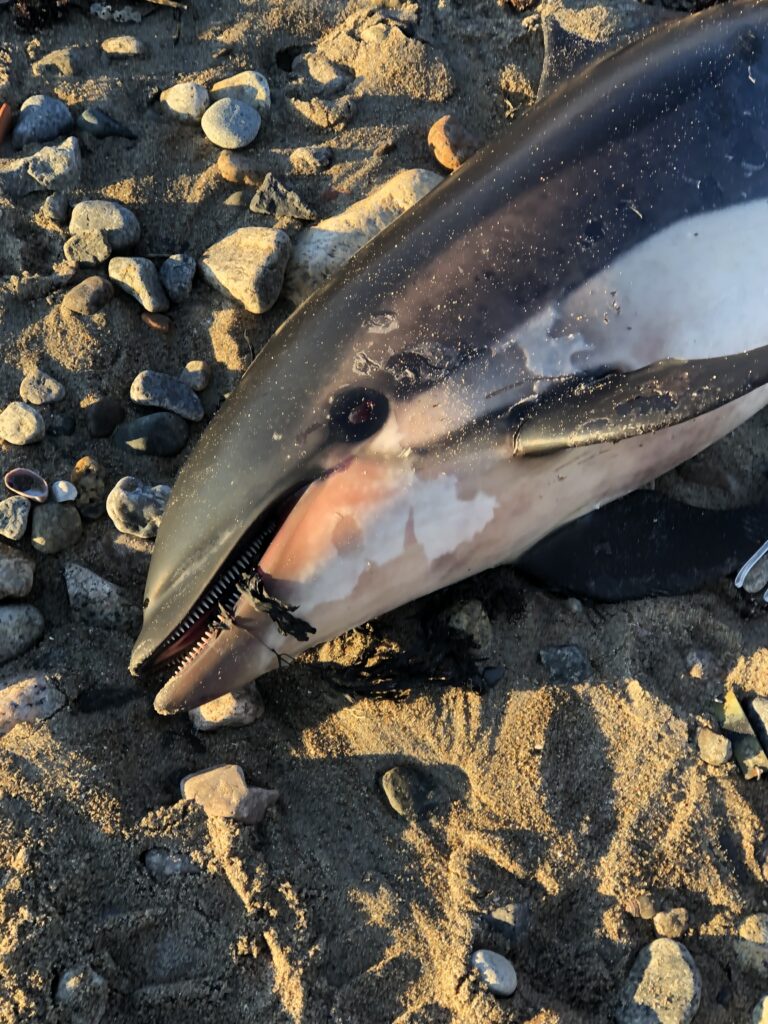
[51, 480, 78, 503]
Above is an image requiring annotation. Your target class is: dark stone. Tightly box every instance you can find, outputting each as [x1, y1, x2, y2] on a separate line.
[86, 397, 125, 438]
[113, 412, 189, 457]
[45, 410, 76, 436]
[380, 764, 447, 821]
[77, 106, 137, 140]
[249, 172, 315, 220]
[538, 643, 592, 685]
[62, 275, 114, 315]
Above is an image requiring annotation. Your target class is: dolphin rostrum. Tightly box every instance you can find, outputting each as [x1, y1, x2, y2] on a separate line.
[131, 0, 768, 713]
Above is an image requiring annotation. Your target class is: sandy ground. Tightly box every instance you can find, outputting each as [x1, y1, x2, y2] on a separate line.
[3, 0, 768, 1021]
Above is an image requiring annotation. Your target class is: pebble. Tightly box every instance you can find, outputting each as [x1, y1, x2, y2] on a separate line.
[712, 691, 768, 779]
[0, 496, 31, 541]
[210, 69, 271, 116]
[448, 599, 493, 658]
[285, 168, 442, 305]
[0, 605, 44, 665]
[143, 847, 200, 880]
[483, 902, 530, 943]
[159, 81, 210, 123]
[101, 34, 145, 58]
[12, 94, 73, 148]
[250, 172, 315, 220]
[0, 673, 65, 737]
[62, 275, 114, 315]
[159, 253, 196, 303]
[32, 47, 81, 78]
[141, 312, 171, 332]
[201, 98, 261, 150]
[130, 370, 203, 422]
[85, 396, 125, 438]
[76, 106, 136, 140]
[617, 939, 701, 1024]
[654, 908, 689, 940]
[108, 257, 169, 312]
[0, 138, 81, 199]
[538, 643, 592, 684]
[736, 914, 768, 976]
[289, 145, 333, 174]
[41, 191, 69, 224]
[72, 456, 107, 520]
[181, 764, 279, 825]
[0, 543, 34, 599]
[199, 227, 291, 314]
[427, 114, 480, 171]
[53, 964, 108, 1024]
[189, 687, 264, 731]
[31, 503, 82, 554]
[106, 476, 171, 538]
[754, 996, 768, 1024]
[69, 200, 140, 251]
[380, 764, 446, 821]
[224, 190, 248, 208]
[216, 150, 263, 186]
[470, 950, 517, 997]
[64, 230, 112, 268]
[46, 411, 76, 437]
[179, 359, 210, 392]
[51, 480, 77, 503]
[696, 727, 732, 767]
[64, 563, 130, 629]
[113, 411, 190, 457]
[0, 402, 45, 445]
[19, 370, 65, 406]
[749, 696, 768, 753]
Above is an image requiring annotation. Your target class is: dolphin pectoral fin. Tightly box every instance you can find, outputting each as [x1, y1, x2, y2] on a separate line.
[511, 347, 768, 457]
[516, 490, 768, 602]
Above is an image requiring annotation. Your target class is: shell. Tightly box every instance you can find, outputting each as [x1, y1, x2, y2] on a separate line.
[51, 480, 78, 503]
[4, 467, 49, 504]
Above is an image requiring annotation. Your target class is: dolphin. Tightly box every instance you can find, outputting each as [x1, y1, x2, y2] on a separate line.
[131, 0, 768, 713]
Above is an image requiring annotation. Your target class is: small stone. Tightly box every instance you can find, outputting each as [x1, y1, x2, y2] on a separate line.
[0, 543, 34, 598]
[108, 257, 169, 312]
[113, 412, 189, 457]
[447, 600, 492, 658]
[32, 47, 81, 78]
[290, 94, 356, 130]
[31, 503, 82, 554]
[427, 114, 480, 171]
[0, 402, 45, 445]
[130, 370, 204, 422]
[210, 69, 270, 116]
[484, 902, 530, 943]
[0, 605, 44, 666]
[51, 480, 77, 503]
[85, 397, 125, 438]
[106, 476, 171, 538]
[76, 106, 136, 140]
[63, 275, 114, 315]
[470, 950, 517, 997]
[159, 253, 196, 304]
[0, 673, 64, 737]
[628, 894, 658, 921]
[654, 908, 689, 940]
[753, 996, 768, 1024]
[289, 145, 333, 174]
[54, 964, 108, 1024]
[143, 848, 200, 880]
[101, 35, 145, 58]
[749, 696, 768, 753]
[72, 456, 107, 520]
[0, 496, 31, 541]
[617, 939, 701, 1024]
[250, 172, 315, 221]
[69, 200, 140, 251]
[41, 191, 69, 223]
[12, 94, 73, 148]
[19, 370, 65, 405]
[141, 312, 171, 332]
[712, 691, 768, 780]
[64, 230, 112, 268]
[46, 411, 76, 437]
[538, 643, 592, 684]
[199, 227, 291, 314]
[25, 136, 81, 192]
[224, 190, 248, 208]
[189, 687, 264, 731]
[201, 98, 261, 150]
[696, 727, 732, 767]
[181, 764, 279, 824]
[216, 150, 263, 186]
[380, 765, 447, 820]
[179, 360, 210, 392]
[64, 563, 130, 629]
[737, 914, 768, 976]
[159, 82, 210, 123]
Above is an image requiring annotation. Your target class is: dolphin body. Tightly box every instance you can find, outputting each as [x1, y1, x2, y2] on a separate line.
[132, 0, 768, 713]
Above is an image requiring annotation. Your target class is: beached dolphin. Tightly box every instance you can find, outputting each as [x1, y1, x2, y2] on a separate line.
[131, 0, 768, 713]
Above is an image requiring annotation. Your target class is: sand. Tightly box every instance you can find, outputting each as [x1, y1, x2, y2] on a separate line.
[3, 0, 768, 1021]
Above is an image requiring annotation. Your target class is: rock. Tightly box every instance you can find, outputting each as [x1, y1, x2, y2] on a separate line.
[41, 191, 69, 223]
[696, 727, 731, 767]
[617, 939, 701, 1024]
[179, 360, 210, 392]
[51, 480, 77, 503]
[189, 687, 264, 731]
[25, 136, 81, 191]
[538, 643, 592, 684]
[654, 909, 689, 940]
[0, 402, 45, 445]
[159, 82, 210, 122]
[0, 544, 34, 599]
[130, 370, 204, 422]
[101, 35, 145, 58]
[250, 172, 315, 220]
[380, 765, 447, 821]
[113, 412, 189, 457]
[736, 914, 768, 976]
[181, 764, 279, 824]
[108, 257, 169, 312]
[427, 114, 480, 171]
[289, 145, 333, 174]
[712, 691, 768, 780]
[62, 275, 114, 315]
[143, 847, 200, 880]
[483, 902, 530, 943]
[749, 696, 768, 753]
[470, 950, 517, 997]
[72, 456, 107, 520]
[69, 200, 140, 251]
[201, 98, 261, 150]
[210, 69, 270, 116]
[285, 168, 442, 305]
[754, 996, 768, 1024]
[76, 106, 136, 140]
[290, 94, 356, 130]
[64, 563, 131, 629]
[106, 476, 171, 538]
[224, 190, 248, 208]
[159, 253, 196, 303]
[291, 51, 351, 98]
[85, 397, 125, 438]
[32, 47, 81, 78]
[46, 411, 76, 437]
[0, 673, 65, 737]
[199, 227, 291, 314]
[447, 600, 492, 658]
[216, 150, 263, 186]
[0, 496, 31, 541]
[19, 370, 65, 405]
[53, 964, 108, 1024]
[64, 230, 112, 268]
[31, 503, 82, 554]
[0, 605, 44, 666]
[12, 94, 73, 148]
[141, 312, 171, 332]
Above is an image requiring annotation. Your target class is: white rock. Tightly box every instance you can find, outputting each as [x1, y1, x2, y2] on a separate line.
[0, 496, 31, 541]
[106, 476, 170, 539]
[159, 82, 210, 123]
[101, 34, 145, 58]
[617, 938, 701, 1024]
[189, 687, 264, 731]
[201, 98, 261, 149]
[0, 402, 45, 445]
[198, 227, 291, 313]
[0, 673, 65, 737]
[181, 764, 278, 824]
[0, 543, 34, 599]
[0, 605, 44, 666]
[470, 950, 517, 997]
[64, 563, 128, 628]
[210, 69, 271, 116]
[108, 257, 169, 312]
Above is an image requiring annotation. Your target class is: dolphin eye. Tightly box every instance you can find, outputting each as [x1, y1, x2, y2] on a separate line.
[328, 387, 389, 442]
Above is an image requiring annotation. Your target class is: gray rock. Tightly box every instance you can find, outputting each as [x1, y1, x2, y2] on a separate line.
[696, 727, 732, 767]
[654, 909, 689, 940]
[736, 914, 768, 976]
[31, 503, 82, 554]
[12, 94, 73, 148]
[201, 98, 261, 149]
[181, 764, 279, 824]
[106, 476, 171, 538]
[32, 47, 81, 78]
[64, 231, 111, 268]
[54, 964, 108, 1024]
[0, 496, 31, 541]
[250, 172, 315, 220]
[289, 145, 333, 174]
[189, 687, 264, 731]
[108, 257, 169, 312]
[62, 275, 114, 315]
[101, 35, 145, 58]
[76, 106, 136, 140]
[179, 360, 210, 392]
[749, 696, 768, 753]
[539, 643, 592, 684]
[64, 563, 132, 629]
[0, 544, 34, 599]
[0, 673, 65, 737]
[470, 950, 517, 997]
[483, 902, 530, 944]
[130, 370, 204, 421]
[51, 480, 77, 503]
[112, 412, 189, 457]
[69, 200, 140, 251]
[198, 227, 291, 313]
[41, 191, 69, 224]
[85, 396, 125, 437]
[0, 605, 44, 666]
[290, 94, 356, 130]
[448, 600, 492, 658]
[380, 765, 447, 821]
[159, 82, 210, 123]
[26, 136, 81, 191]
[617, 938, 701, 1024]
[0, 402, 45, 445]
[210, 69, 270, 116]
[19, 370, 65, 405]
[143, 847, 201, 880]
[159, 253, 196, 303]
